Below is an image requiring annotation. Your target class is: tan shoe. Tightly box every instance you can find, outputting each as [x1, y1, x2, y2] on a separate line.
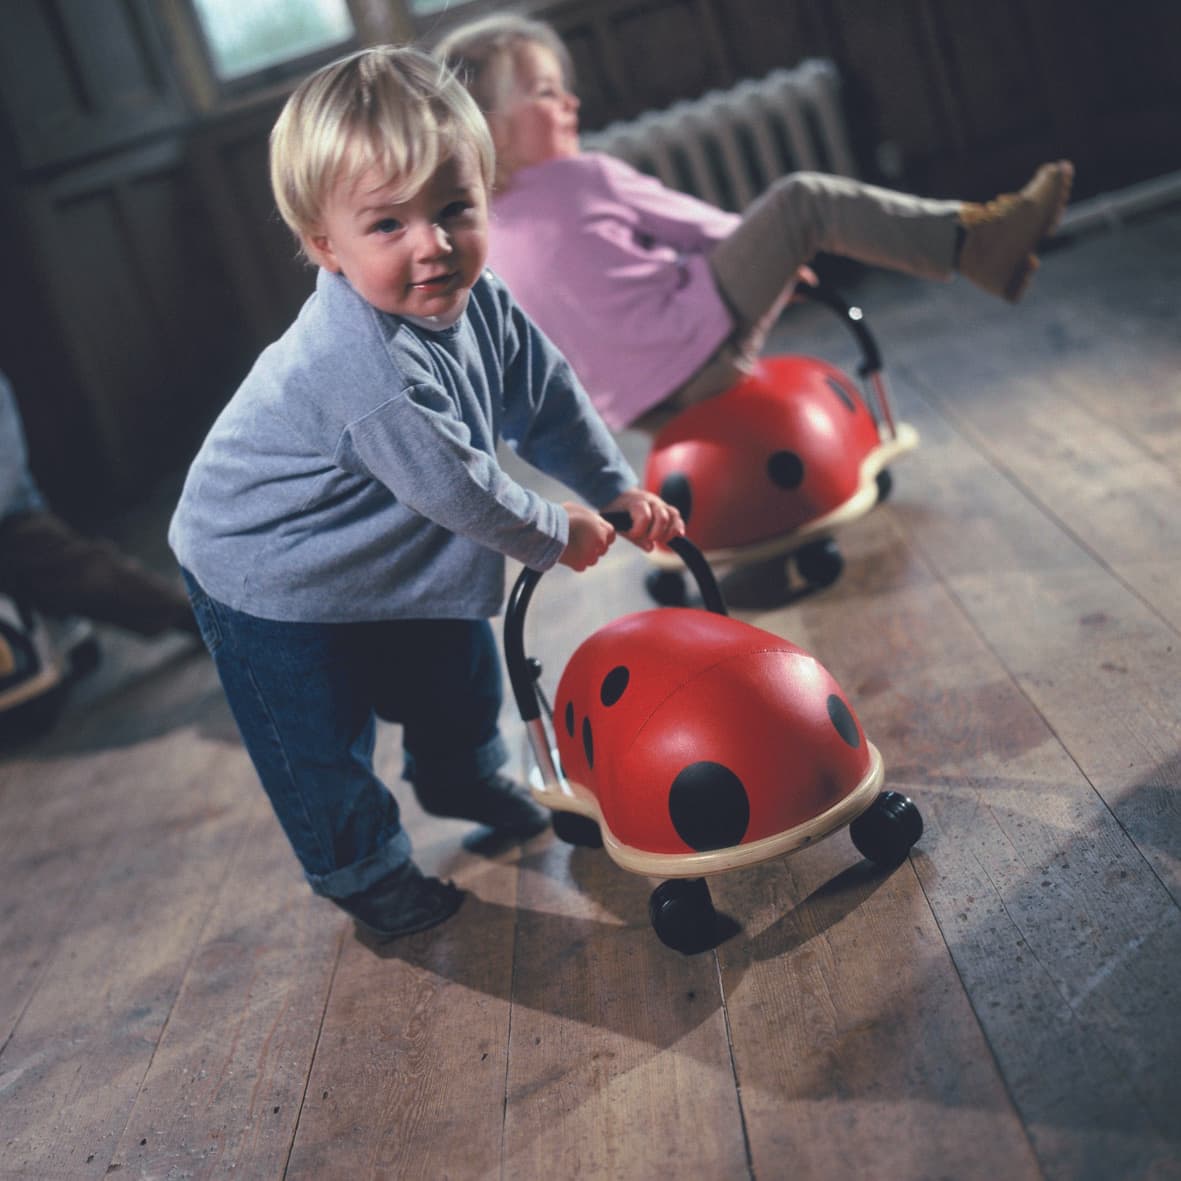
[958, 160, 1074, 302]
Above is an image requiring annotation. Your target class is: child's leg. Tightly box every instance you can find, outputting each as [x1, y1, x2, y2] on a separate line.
[0, 509, 197, 637]
[644, 172, 966, 425]
[710, 164, 1073, 343]
[367, 618, 548, 839]
[182, 573, 462, 936]
[709, 171, 963, 341]
[650, 164, 1072, 429]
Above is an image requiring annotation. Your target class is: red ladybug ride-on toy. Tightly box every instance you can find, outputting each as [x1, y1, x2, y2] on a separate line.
[504, 515, 923, 955]
[642, 284, 919, 606]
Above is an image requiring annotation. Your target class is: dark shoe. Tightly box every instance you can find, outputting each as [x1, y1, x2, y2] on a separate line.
[415, 772, 550, 839]
[335, 861, 465, 940]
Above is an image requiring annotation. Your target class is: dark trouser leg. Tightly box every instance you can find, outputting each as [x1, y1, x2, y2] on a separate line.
[182, 572, 410, 899]
[0, 510, 195, 636]
[362, 617, 508, 797]
[362, 618, 544, 836]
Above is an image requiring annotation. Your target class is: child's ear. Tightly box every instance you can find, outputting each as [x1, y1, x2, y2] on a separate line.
[302, 229, 341, 272]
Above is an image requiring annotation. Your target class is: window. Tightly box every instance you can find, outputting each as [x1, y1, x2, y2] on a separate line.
[188, 0, 358, 88]
[172, 0, 514, 107]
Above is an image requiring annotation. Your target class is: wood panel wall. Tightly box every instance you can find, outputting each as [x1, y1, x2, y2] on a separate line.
[0, 0, 255, 516]
[1, 0, 1177, 518]
[542, 0, 1181, 196]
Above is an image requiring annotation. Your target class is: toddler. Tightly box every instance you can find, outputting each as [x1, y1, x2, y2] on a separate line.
[435, 15, 1075, 432]
[169, 46, 682, 941]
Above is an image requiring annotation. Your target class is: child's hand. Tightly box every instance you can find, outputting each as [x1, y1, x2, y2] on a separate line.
[558, 502, 616, 571]
[789, 264, 820, 302]
[601, 488, 685, 553]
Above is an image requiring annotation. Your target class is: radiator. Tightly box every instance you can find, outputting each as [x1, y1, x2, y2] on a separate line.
[581, 59, 857, 213]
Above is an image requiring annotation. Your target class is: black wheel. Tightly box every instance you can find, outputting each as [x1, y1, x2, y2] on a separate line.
[645, 567, 688, 606]
[875, 468, 894, 504]
[849, 790, 923, 868]
[649, 877, 718, 955]
[552, 810, 603, 848]
[795, 538, 844, 588]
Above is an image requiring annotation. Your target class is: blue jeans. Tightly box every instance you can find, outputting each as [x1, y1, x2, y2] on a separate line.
[182, 571, 507, 900]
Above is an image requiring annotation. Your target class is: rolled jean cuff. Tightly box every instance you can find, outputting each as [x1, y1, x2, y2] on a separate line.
[402, 730, 509, 791]
[307, 827, 413, 901]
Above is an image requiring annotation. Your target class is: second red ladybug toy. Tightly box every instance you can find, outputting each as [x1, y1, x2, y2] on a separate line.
[642, 284, 919, 606]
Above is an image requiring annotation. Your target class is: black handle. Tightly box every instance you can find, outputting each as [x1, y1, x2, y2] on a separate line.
[600, 510, 633, 531]
[599, 511, 725, 615]
[795, 280, 883, 377]
[505, 565, 545, 720]
[503, 511, 727, 722]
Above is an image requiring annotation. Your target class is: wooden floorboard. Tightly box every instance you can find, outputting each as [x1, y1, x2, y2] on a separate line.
[1, 208, 1179, 1180]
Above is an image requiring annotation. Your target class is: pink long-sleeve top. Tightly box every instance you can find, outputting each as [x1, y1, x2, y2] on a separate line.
[487, 152, 740, 430]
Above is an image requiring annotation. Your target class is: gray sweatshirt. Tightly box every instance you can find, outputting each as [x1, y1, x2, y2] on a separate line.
[169, 268, 636, 622]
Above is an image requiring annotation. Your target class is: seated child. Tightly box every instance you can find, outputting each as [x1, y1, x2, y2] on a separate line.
[435, 15, 1075, 432]
[168, 46, 683, 941]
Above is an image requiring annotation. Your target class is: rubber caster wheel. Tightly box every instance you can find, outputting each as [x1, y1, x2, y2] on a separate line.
[552, 811, 603, 848]
[875, 468, 894, 504]
[649, 877, 717, 955]
[646, 568, 688, 607]
[795, 538, 844, 588]
[849, 790, 923, 868]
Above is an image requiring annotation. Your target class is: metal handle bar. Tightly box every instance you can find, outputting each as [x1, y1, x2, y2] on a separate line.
[795, 280, 883, 378]
[795, 280, 899, 438]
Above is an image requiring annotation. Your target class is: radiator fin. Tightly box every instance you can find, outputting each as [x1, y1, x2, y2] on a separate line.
[582, 59, 856, 212]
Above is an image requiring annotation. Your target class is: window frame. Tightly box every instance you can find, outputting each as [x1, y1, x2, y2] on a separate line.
[179, 0, 363, 98]
[161, 0, 557, 113]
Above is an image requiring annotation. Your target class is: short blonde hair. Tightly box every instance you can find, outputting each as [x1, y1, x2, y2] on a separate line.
[433, 14, 573, 117]
[269, 44, 495, 254]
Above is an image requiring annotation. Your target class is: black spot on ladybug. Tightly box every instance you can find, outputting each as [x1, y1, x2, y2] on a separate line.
[600, 665, 629, 706]
[564, 700, 574, 737]
[767, 450, 805, 489]
[668, 761, 750, 851]
[582, 716, 594, 768]
[825, 375, 858, 413]
[659, 472, 693, 524]
[827, 694, 860, 748]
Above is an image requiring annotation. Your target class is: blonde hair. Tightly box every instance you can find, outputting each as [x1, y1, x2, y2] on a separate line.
[269, 44, 495, 255]
[433, 14, 573, 117]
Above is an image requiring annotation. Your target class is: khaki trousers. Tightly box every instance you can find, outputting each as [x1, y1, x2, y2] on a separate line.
[649, 171, 962, 424]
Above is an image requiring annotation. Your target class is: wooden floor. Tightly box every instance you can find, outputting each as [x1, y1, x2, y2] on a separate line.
[2, 206, 1179, 1181]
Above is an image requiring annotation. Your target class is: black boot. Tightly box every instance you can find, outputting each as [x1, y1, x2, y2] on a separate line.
[414, 772, 550, 839]
[335, 861, 464, 940]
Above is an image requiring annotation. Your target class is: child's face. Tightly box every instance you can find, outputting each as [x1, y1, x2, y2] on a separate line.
[491, 41, 580, 178]
[306, 146, 488, 321]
